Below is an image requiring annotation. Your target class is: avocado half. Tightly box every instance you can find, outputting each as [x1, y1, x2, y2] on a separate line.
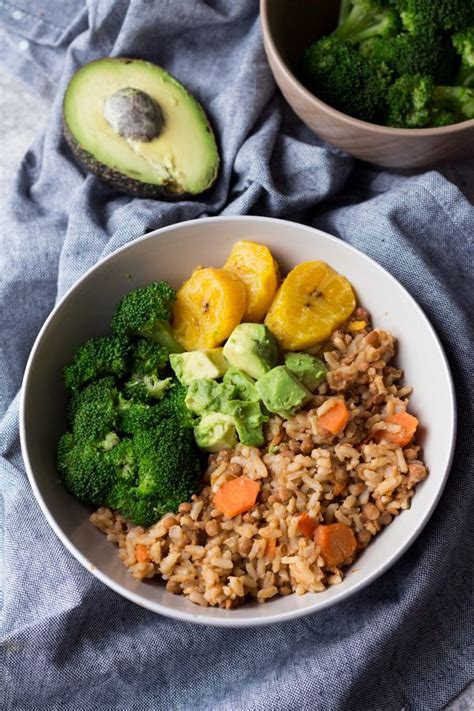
[63, 58, 220, 198]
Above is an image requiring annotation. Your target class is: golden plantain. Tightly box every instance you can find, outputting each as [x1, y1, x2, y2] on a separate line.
[223, 240, 279, 322]
[265, 261, 355, 350]
[173, 267, 246, 350]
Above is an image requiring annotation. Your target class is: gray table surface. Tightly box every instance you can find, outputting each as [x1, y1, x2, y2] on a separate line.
[0, 64, 472, 711]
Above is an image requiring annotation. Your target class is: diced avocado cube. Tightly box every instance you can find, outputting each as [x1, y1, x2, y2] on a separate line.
[224, 400, 268, 447]
[223, 367, 259, 402]
[185, 379, 234, 416]
[194, 413, 237, 452]
[223, 323, 279, 380]
[170, 348, 228, 386]
[284, 352, 327, 392]
[206, 348, 229, 373]
[255, 366, 312, 419]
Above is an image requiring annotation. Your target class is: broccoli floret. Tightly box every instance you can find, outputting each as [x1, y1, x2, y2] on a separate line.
[123, 374, 173, 402]
[335, 0, 400, 43]
[386, 74, 435, 126]
[68, 376, 119, 444]
[57, 434, 117, 505]
[432, 84, 474, 120]
[123, 337, 172, 402]
[429, 108, 459, 127]
[119, 382, 192, 433]
[59, 383, 202, 527]
[387, 74, 474, 127]
[157, 381, 196, 428]
[301, 35, 390, 121]
[135, 422, 200, 501]
[58, 281, 206, 527]
[58, 378, 124, 504]
[107, 439, 137, 481]
[118, 397, 159, 434]
[107, 415, 202, 527]
[362, 29, 457, 84]
[453, 27, 474, 87]
[63, 335, 130, 392]
[392, 0, 474, 33]
[106, 486, 158, 528]
[111, 281, 183, 353]
[302, 0, 473, 129]
[130, 337, 169, 375]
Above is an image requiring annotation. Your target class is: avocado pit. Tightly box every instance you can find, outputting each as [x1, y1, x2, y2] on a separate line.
[104, 87, 164, 142]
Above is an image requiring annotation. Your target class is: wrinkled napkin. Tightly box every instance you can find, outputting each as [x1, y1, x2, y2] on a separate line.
[0, 1, 473, 709]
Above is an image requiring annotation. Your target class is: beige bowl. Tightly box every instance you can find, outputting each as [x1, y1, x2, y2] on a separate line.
[260, 0, 474, 169]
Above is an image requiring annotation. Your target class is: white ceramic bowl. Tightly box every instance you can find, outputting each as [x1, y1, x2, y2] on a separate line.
[20, 216, 456, 626]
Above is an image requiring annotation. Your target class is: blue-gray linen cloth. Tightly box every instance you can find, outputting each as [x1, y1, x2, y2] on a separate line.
[0, 1, 473, 709]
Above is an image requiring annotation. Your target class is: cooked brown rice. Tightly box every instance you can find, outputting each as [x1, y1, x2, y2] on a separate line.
[91, 317, 428, 608]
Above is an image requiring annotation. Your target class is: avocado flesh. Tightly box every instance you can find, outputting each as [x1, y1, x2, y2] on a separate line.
[224, 400, 266, 447]
[63, 58, 219, 197]
[284, 352, 327, 392]
[256, 366, 312, 419]
[170, 349, 228, 386]
[194, 413, 237, 452]
[223, 324, 279, 380]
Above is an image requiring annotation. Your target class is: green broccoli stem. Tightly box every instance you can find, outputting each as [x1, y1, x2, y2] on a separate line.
[338, 0, 352, 26]
[335, 4, 392, 43]
[117, 393, 130, 411]
[433, 85, 474, 119]
[143, 321, 184, 353]
[456, 63, 474, 88]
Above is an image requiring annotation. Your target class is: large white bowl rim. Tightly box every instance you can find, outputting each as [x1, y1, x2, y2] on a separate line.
[20, 216, 456, 627]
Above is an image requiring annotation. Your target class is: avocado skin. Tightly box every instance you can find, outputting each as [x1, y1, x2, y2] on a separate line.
[64, 123, 218, 200]
[62, 57, 220, 200]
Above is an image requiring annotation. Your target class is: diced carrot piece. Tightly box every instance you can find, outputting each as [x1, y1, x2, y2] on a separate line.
[376, 412, 419, 447]
[265, 538, 277, 559]
[135, 544, 150, 563]
[297, 512, 317, 538]
[213, 476, 260, 518]
[314, 523, 357, 567]
[318, 400, 350, 435]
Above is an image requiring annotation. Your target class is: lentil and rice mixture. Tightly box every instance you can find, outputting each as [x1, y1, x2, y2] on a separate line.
[91, 312, 428, 608]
